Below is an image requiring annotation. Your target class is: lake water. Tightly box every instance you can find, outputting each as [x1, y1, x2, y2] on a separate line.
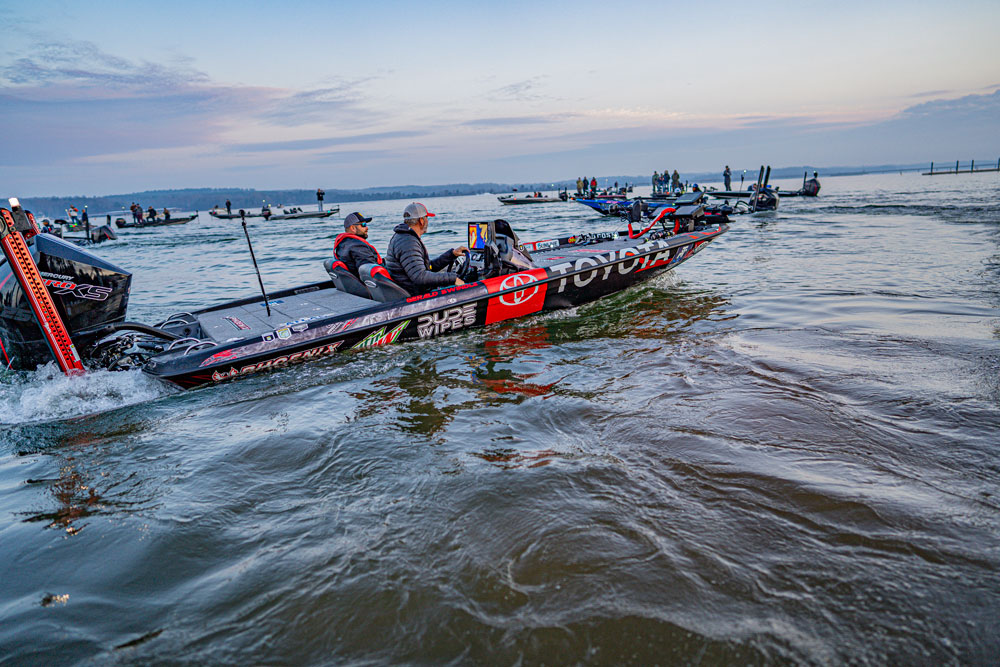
[2, 172, 999, 664]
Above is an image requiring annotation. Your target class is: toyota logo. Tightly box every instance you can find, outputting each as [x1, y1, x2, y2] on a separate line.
[498, 273, 539, 306]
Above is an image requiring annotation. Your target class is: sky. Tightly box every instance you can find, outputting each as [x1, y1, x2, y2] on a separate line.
[1, 0, 998, 196]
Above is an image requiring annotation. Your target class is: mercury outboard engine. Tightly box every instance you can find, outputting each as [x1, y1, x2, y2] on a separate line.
[0, 233, 131, 370]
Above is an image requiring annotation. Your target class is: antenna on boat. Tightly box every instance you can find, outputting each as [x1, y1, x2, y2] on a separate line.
[239, 209, 271, 317]
[740, 170, 745, 191]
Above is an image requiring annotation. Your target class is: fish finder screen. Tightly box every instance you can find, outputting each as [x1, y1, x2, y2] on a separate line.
[468, 222, 490, 250]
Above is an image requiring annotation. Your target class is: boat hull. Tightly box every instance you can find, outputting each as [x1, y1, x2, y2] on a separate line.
[116, 214, 198, 228]
[265, 209, 339, 220]
[498, 198, 564, 204]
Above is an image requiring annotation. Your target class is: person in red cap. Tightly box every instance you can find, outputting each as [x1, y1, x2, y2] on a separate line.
[333, 211, 382, 279]
[385, 202, 469, 296]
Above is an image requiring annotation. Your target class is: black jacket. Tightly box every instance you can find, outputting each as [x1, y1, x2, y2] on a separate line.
[333, 233, 382, 278]
[385, 223, 457, 295]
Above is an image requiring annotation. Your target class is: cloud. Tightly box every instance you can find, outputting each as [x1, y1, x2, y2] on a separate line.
[257, 78, 384, 127]
[908, 89, 954, 99]
[460, 115, 558, 127]
[488, 76, 550, 102]
[0, 41, 208, 92]
[0, 40, 391, 166]
[232, 130, 427, 153]
[899, 87, 1000, 120]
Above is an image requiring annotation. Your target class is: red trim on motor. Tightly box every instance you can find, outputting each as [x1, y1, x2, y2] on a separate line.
[0, 336, 9, 367]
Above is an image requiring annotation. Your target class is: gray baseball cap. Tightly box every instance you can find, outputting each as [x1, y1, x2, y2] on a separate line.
[403, 202, 435, 220]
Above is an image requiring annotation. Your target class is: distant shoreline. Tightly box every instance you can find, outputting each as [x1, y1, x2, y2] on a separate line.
[9, 161, 946, 217]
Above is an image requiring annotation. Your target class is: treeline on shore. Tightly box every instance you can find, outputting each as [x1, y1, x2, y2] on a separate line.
[18, 185, 520, 218]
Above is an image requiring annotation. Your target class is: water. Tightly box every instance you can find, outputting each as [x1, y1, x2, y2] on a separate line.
[2, 173, 999, 664]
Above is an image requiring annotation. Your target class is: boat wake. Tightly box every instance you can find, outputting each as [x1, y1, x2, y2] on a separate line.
[0, 363, 174, 425]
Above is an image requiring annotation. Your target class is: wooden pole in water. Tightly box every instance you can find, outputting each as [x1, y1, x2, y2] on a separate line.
[971, 160, 975, 172]
[930, 161, 934, 174]
[955, 160, 959, 173]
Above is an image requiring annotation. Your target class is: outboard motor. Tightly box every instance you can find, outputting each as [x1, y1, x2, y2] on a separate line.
[90, 224, 118, 244]
[0, 233, 131, 370]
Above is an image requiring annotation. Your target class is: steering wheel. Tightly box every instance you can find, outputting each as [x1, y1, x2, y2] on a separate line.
[448, 249, 476, 281]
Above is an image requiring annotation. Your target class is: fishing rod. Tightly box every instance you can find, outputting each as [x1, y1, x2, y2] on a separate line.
[240, 210, 271, 317]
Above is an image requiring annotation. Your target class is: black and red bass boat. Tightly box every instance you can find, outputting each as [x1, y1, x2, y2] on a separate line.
[1, 201, 728, 390]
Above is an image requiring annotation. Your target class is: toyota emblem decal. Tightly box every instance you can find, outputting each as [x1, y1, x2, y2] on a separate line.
[498, 273, 540, 306]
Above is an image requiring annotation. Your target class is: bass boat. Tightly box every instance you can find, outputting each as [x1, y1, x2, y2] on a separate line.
[264, 206, 340, 220]
[209, 208, 265, 219]
[498, 191, 569, 205]
[116, 213, 198, 228]
[776, 172, 821, 198]
[1, 199, 727, 390]
[705, 166, 779, 211]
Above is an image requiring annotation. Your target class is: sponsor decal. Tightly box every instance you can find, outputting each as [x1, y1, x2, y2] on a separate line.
[279, 314, 329, 328]
[484, 268, 548, 325]
[43, 279, 112, 301]
[566, 231, 618, 246]
[350, 320, 409, 350]
[262, 332, 275, 342]
[40, 271, 74, 281]
[417, 304, 476, 338]
[210, 341, 344, 382]
[291, 324, 308, 333]
[276, 327, 292, 340]
[520, 239, 559, 252]
[405, 282, 478, 303]
[325, 318, 357, 335]
[224, 316, 251, 330]
[545, 239, 692, 295]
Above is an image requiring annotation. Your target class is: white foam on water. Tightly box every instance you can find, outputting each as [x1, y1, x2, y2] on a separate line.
[0, 363, 174, 425]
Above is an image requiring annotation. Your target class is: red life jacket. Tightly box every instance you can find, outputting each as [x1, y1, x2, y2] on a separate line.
[333, 233, 383, 263]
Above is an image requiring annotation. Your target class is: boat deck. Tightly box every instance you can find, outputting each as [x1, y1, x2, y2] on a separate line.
[197, 287, 372, 343]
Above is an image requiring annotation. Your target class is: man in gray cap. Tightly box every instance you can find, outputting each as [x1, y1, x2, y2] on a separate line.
[385, 202, 469, 296]
[333, 211, 382, 279]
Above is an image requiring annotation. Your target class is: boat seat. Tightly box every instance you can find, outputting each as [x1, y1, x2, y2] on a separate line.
[323, 258, 373, 299]
[359, 263, 411, 303]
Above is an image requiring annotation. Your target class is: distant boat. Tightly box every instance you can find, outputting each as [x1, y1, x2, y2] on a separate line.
[116, 213, 198, 228]
[576, 197, 677, 216]
[498, 191, 569, 205]
[210, 205, 340, 220]
[777, 172, 821, 197]
[265, 206, 340, 220]
[58, 224, 118, 245]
